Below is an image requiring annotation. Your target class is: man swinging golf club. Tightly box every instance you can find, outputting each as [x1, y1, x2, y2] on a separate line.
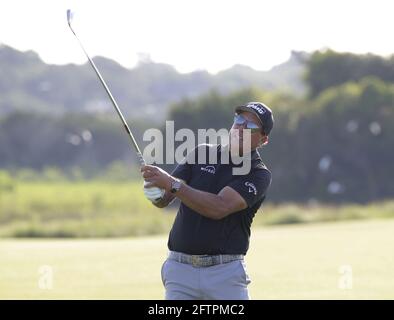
[67, 10, 274, 300]
[142, 102, 273, 300]
[66, 10, 272, 299]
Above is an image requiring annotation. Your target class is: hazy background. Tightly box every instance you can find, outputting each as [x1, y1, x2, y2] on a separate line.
[2, 0, 392, 73]
[0, 0, 393, 234]
[0, 0, 393, 300]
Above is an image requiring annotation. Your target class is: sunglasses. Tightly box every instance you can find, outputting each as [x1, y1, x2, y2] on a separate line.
[233, 113, 262, 134]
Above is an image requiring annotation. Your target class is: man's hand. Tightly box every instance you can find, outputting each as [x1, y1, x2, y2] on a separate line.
[143, 181, 165, 203]
[141, 165, 175, 191]
[141, 165, 247, 218]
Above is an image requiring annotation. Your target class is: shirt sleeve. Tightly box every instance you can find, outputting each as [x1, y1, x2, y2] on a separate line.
[227, 169, 272, 208]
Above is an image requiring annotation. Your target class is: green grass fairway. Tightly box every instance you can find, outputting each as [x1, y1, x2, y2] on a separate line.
[1, 219, 393, 299]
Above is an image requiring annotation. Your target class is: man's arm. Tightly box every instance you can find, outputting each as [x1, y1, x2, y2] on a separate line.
[174, 183, 247, 220]
[142, 165, 247, 219]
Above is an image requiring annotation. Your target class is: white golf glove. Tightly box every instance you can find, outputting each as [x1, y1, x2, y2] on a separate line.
[143, 181, 165, 203]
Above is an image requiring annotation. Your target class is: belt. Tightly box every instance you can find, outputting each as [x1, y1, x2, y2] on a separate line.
[168, 251, 244, 268]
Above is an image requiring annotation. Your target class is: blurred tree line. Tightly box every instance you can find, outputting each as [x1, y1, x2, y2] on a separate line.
[0, 112, 148, 174]
[0, 49, 393, 203]
[167, 50, 394, 203]
[167, 78, 394, 203]
[0, 44, 305, 121]
[306, 49, 394, 97]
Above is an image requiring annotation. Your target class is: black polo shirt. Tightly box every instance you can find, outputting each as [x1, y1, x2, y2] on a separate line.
[168, 144, 272, 255]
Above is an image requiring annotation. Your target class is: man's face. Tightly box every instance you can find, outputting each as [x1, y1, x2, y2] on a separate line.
[229, 111, 267, 154]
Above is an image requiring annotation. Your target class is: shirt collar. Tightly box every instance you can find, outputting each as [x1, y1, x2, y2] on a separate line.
[218, 144, 260, 165]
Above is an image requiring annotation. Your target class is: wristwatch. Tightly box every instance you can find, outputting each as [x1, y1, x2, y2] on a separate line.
[170, 179, 182, 194]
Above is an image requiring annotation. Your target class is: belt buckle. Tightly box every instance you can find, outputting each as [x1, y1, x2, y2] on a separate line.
[191, 255, 199, 267]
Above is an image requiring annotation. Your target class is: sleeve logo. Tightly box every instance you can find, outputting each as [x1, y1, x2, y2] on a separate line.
[245, 181, 257, 195]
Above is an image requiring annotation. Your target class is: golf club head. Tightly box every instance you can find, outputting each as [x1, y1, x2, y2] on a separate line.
[67, 9, 74, 26]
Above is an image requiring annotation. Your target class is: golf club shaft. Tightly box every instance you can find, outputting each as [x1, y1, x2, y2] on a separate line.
[67, 15, 145, 167]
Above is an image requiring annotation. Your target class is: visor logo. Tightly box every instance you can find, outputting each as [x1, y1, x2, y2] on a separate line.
[247, 103, 266, 115]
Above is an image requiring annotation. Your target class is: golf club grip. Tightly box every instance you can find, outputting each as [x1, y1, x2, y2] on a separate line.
[67, 20, 145, 167]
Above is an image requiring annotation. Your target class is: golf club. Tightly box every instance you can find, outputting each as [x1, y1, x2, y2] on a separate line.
[67, 10, 164, 202]
[66, 9, 145, 167]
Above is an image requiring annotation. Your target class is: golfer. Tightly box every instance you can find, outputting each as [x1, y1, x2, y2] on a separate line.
[141, 102, 273, 300]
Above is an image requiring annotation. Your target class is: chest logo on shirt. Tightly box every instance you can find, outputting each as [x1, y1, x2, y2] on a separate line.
[200, 165, 216, 174]
[245, 182, 257, 195]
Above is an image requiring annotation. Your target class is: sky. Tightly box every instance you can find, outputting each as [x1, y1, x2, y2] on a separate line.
[0, 0, 393, 73]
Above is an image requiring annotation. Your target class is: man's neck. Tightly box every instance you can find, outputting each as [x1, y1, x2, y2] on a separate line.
[222, 143, 257, 162]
